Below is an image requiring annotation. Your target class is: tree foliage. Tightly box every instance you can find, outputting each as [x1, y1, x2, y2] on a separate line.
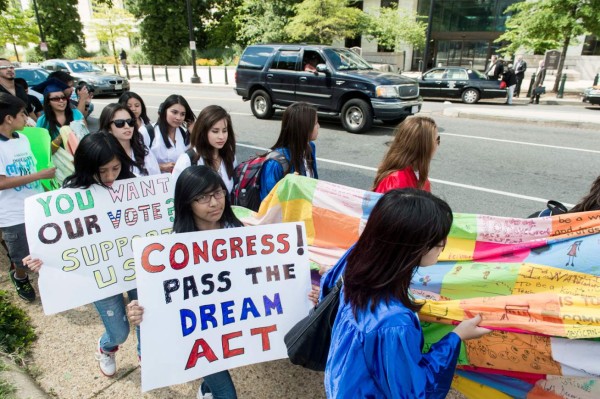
[235, 0, 300, 46]
[0, 7, 39, 62]
[90, 4, 136, 71]
[129, 0, 209, 65]
[285, 0, 366, 45]
[365, 5, 426, 51]
[203, 0, 241, 48]
[496, 0, 600, 91]
[37, 0, 84, 58]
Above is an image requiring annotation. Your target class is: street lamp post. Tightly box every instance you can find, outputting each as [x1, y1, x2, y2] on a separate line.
[185, 0, 201, 84]
[31, 0, 48, 59]
[423, 0, 435, 71]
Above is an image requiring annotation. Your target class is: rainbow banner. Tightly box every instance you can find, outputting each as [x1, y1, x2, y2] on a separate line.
[235, 175, 600, 399]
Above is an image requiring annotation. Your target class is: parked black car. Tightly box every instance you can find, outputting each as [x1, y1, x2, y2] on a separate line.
[40, 59, 129, 96]
[582, 86, 600, 105]
[417, 67, 506, 104]
[234, 44, 422, 133]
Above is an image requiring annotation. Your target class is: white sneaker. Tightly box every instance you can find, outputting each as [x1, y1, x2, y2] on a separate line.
[95, 339, 117, 377]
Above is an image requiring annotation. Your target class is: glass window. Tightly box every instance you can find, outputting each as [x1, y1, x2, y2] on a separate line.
[239, 46, 275, 70]
[447, 69, 468, 79]
[423, 69, 445, 79]
[323, 48, 372, 71]
[582, 35, 600, 56]
[270, 51, 300, 71]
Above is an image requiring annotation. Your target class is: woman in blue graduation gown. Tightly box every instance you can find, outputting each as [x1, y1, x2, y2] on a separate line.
[322, 189, 490, 398]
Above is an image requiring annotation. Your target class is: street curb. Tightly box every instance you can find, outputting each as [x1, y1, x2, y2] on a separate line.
[442, 108, 600, 130]
[0, 355, 50, 399]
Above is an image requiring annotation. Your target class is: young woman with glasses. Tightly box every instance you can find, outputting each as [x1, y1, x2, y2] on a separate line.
[127, 165, 242, 399]
[372, 116, 440, 193]
[36, 85, 85, 153]
[98, 103, 160, 176]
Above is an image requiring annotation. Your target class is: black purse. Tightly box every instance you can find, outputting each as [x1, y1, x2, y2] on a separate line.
[284, 276, 343, 371]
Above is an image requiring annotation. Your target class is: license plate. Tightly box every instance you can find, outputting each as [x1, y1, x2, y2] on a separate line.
[115, 84, 122, 90]
[411, 105, 419, 114]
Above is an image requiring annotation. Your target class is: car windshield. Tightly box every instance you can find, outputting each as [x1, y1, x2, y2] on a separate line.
[67, 61, 102, 73]
[323, 48, 372, 71]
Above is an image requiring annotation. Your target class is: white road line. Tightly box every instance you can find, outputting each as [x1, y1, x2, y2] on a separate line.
[442, 132, 600, 154]
[237, 142, 574, 206]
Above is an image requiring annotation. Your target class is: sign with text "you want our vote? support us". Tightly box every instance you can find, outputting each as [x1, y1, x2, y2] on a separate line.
[132, 222, 312, 392]
[24, 175, 174, 315]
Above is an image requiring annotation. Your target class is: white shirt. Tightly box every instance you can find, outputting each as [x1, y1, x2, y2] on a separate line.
[131, 147, 161, 177]
[139, 124, 151, 148]
[172, 148, 238, 193]
[0, 134, 44, 227]
[149, 125, 188, 172]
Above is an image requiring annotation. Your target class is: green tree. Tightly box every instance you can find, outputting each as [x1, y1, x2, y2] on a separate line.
[365, 5, 426, 51]
[235, 0, 301, 46]
[496, 0, 600, 92]
[285, 0, 366, 44]
[37, 0, 84, 58]
[0, 7, 40, 62]
[203, 0, 241, 48]
[90, 4, 136, 72]
[129, 0, 209, 65]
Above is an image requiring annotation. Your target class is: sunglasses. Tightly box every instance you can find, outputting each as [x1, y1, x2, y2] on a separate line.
[0, 65, 15, 70]
[111, 118, 136, 128]
[49, 96, 68, 102]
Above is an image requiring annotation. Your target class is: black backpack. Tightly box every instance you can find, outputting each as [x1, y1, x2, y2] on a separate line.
[527, 200, 569, 218]
[231, 151, 289, 211]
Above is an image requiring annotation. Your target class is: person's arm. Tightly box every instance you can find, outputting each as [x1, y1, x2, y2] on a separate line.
[0, 167, 56, 190]
[171, 151, 192, 181]
[259, 159, 285, 200]
[76, 87, 90, 117]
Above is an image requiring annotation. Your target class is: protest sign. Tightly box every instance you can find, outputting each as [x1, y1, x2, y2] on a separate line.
[132, 222, 312, 392]
[24, 175, 174, 314]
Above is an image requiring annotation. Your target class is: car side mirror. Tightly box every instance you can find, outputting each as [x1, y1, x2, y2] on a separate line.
[316, 63, 328, 73]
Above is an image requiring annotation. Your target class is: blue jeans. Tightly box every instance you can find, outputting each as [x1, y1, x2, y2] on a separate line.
[94, 289, 140, 356]
[200, 370, 237, 399]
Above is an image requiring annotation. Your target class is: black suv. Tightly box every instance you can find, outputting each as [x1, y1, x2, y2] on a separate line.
[234, 45, 422, 134]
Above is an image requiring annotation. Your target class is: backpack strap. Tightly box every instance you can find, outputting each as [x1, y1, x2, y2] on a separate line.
[146, 123, 155, 146]
[185, 148, 198, 166]
[265, 150, 290, 175]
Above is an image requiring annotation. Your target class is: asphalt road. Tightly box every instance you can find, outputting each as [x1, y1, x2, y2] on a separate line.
[91, 83, 600, 218]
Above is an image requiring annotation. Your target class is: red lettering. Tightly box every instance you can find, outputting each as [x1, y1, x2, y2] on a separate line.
[260, 234, 275, 255]
[213, 239, 227, 261]
[222, 331, 245, 358]
[185, 339, 218, 369]
[251, 325, 277, 351]
[193, 241, 209, 264]
[276, 234, 290, 254]
[246, 235, 257, 255]
[170, 243, 189, 270]
[229, 237, 243, 259]
[141, 243, 165, 273]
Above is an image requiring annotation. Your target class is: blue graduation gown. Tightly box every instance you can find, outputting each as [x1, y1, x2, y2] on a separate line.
[322, 249, 462, 398]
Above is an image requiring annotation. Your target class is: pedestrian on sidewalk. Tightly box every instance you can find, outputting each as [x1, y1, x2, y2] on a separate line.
[127, 165, 241, 399]
[25, 133, 139, 378]
[530, 60, 546, 104]
[119, 49, 127, 70]
[0, 93, 55, 302]
[514, 55, 527, 97]
[502, 64, 517, 105]
[372, 116, 439, 193]
[485, 55, 504, 80]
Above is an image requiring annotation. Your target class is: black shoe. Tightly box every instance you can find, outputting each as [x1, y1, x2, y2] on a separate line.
[9, 270, 36, 302]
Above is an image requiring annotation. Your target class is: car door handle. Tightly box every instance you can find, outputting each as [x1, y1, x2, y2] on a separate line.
[267, 74, 273, 79]
[299, 77, 307, 82]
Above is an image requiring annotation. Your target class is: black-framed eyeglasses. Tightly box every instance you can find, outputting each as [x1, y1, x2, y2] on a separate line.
[194, 189, 226, 204]
[436, 136, 441, 145]
[111, 118, 136, 128]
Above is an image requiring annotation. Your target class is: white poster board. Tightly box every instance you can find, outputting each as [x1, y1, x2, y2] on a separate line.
[132, 222, 312, 392]
[24, 175, 173, 314]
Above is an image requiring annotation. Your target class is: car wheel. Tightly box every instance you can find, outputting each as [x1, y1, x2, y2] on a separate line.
[381, 117, 406, 126]
[250, 90, 275, 119]
[461, 88, 480, 104]
[341, 99, 373, 134]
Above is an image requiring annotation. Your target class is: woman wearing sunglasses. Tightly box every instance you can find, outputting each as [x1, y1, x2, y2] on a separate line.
[372, 116, 440, 193]
[98, 103, 160, 176]
[36, 84, 85, 154]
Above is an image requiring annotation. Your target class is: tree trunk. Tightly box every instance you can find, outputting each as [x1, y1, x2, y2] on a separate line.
[12, 42, 20, 63]
[553, 35, 570, 93]
[111, 39, 119, 75]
